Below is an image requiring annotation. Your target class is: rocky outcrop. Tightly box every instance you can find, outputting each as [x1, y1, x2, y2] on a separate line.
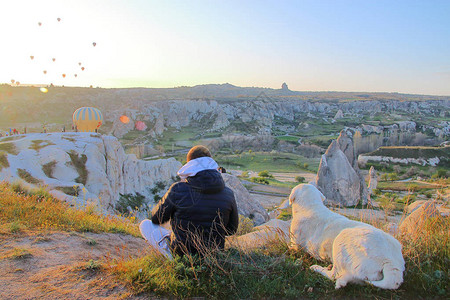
[336, 129, 368, 205]
[315, 140, 361, 207]
[228, 219, 291, 251]
[221, 173, 270, 225]
[153, 113, 165, 136]
[334, 109, 344, 119]
[399, 201, 440, 235]
[368, 166, 377, 195]
[0, 133, 181, 212]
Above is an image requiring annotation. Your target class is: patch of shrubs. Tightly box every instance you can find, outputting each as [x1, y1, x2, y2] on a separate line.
[116, 192, 146, 215]
[295, 176, 305, 183]
[258, 170, 273, 178]
[250, 177, 269, 185]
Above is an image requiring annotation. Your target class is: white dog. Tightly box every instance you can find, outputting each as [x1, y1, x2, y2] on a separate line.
[289, 184, 405, 289]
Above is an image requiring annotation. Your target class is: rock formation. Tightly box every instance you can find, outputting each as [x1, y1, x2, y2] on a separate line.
[221, 173, 270, 225]
[0, 133, 181, 212]
[315, 140, 361, 206]
[153, 113, 165, 136]
[334, 109, 344, 119]
[399, 201, 440, 235]
[228, 219, 291, 251]
[368, 166, 378, 195]
[335, 129, 369, 205]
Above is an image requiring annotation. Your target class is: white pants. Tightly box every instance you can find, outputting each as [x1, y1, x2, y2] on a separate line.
[139, 219, 172, 259]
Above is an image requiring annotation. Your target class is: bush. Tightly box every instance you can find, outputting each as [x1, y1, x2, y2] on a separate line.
[303, 163, 309, 169]
[432, 169, 447, 179]
[250, 177, 269, 185]
[295, 176, 305, 183]
[116, 192, 146, 215]
[258, 170, 272, 178]
[388, 172, 399, 181]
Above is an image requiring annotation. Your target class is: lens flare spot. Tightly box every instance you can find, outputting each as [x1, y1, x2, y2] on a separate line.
[120, 115, 130, 124]
[40, 87, 48, 93]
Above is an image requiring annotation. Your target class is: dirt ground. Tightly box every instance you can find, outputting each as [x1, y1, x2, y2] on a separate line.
[251, 194, 287, 210]
[270, 172, 317, 183]
[0, 231, 151, 300]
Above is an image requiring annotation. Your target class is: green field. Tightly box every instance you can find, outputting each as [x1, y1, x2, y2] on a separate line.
[365, 146, 450, 159]
[215, 151, 320, 173]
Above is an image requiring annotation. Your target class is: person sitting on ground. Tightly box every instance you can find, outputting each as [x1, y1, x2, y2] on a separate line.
[140, 145, 239, 258]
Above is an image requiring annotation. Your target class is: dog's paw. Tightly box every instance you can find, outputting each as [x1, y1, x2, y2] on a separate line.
[310, 265, 323, 273]
[335, 279, 347, 289]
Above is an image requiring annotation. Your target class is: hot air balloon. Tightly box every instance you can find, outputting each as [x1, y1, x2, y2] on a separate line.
[43, 70, 47, 74]
[92, 42, 96, 47]
[62, 74, 66, 78]
[16, 82, 20, 85]
[74, 74, 77, 77]
[81, 67, 85, 71]
[30, 55, 34, 60]
[119, 115, 130, 124]
[38, 22, 42, 26]
[11, 79, 15, 84]
[135, 121, 147, 131]
[78, 62, 82, 66]
[52, 58, 56, 62]
[73, 107, 103, 132]
[57, 18, 61, 22]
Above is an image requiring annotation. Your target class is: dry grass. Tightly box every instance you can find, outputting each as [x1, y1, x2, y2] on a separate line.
[17, 168, 42, 185]
[1, 247, 33, 260]
[0, 142, 18, 155]
[67, 150, 88, 185]
[0, 182, 139, 236]
[55, 185, 79, 196]
[29, 140, 55, 151]
[42, 161, 57, 178]
[0, 151, 9, 171]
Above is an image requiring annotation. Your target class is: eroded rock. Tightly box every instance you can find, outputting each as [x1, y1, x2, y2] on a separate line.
[315, 140, 361, 207]
[221, 173, 270, 225]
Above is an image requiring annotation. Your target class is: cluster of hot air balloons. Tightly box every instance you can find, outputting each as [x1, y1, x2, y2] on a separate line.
[11, 17, 98, 87]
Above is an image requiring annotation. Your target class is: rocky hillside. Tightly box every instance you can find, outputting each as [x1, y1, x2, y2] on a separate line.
[1, 84, 449, 140]
[0, 133, 181, 212]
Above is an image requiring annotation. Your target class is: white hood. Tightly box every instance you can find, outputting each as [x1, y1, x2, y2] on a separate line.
[177, 157, 219, 180]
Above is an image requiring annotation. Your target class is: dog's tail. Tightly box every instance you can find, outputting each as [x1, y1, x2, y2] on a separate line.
[366, 262, 404, 290]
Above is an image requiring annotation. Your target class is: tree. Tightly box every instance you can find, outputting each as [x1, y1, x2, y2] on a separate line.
[295, 176, 305, 183]
[258, 170, 272, 178]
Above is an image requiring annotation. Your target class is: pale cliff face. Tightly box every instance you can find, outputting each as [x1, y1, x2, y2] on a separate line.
[0, 133, 181, 213]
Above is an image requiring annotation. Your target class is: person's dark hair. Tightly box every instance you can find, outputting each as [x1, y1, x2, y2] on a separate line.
[186, 145, 212, 162]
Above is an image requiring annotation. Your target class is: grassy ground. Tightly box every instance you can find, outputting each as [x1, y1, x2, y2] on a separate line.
[216, 151, 320, 173]
[1, 180, 449, 298]
[112, 216, 449, 299]
[377, 181, 439, 192]
[0, 182, 139, 236]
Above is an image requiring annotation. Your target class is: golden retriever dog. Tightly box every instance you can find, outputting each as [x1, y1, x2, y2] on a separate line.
[289, 184, 405, 289]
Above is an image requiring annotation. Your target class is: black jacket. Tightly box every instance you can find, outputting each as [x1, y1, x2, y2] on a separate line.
[151, 169, 239, 256]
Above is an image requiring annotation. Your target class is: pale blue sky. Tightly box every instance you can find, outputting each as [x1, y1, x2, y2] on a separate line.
[1, 0, 449, 95]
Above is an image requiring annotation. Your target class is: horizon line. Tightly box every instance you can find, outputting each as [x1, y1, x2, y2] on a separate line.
[2, 82, 450, 97]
